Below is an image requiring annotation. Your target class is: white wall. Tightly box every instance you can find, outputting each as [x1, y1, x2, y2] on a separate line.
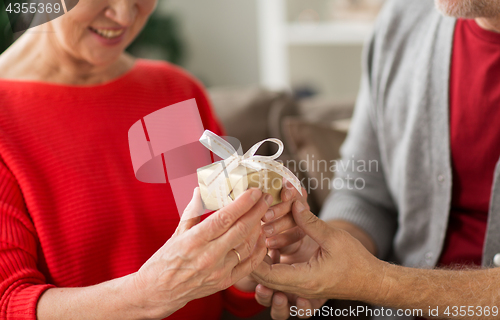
[160, 0, 260, 87]
[290, 45, 362, 100]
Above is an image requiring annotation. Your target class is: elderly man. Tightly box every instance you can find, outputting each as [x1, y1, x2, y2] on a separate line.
[253, 0, 500, 319]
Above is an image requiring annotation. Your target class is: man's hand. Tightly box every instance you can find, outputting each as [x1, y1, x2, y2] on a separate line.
[262, 180, 314, 263]
[255, 284, 327, 320]
[253, 200, 385, 302]
[254, 249, 327, 320]
[255, 201, 500, 320]
[255, 181, 327, 319]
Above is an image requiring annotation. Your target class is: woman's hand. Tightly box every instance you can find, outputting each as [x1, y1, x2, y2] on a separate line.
[253, 200, 385, 303]
[129, 187, 272, 319]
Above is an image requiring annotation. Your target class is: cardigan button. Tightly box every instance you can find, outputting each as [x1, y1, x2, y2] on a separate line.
[493, 254, 500, 267]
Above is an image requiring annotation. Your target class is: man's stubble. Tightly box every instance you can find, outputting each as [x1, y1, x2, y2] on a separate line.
[435, 0, 500, 18]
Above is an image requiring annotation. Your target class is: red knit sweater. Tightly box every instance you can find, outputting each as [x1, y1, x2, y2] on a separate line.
[0, 60, 262, 319]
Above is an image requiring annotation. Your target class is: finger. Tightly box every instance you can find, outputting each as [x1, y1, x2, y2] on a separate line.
[280, 178, 297, 202]
[226, 222, 262, 266]
[194, 188, 263, 241]
[255, 284, 274, 307]
[263, 192, 309, 224]
[302, 188, 308, 203]
[281, 178, 308, 202]
[266, 226, 305, 252]
[269, 248, 280, 264]
[215, 193, 272, 253]
[230, 231, 268, 283]
[263, 200, 293, 223]
[252, 260, 307, 293]
[292, 201, 331, 248]
[301, 187, 308, 201]
[282, 178, 309, 201]
[296, 298, 313, 319]
[175, 188, 203, 235]
[263, 253, 273, 264]
[270, 292, 291, 320]
[226, 247, 243, 268]
[262, 213, 297, 238]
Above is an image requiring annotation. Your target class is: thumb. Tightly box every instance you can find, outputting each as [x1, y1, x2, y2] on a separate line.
[176, 187, 203, 235]
[292, 201, 331, 247]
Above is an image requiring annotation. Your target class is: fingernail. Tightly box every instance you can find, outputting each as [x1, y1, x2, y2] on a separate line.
[265, 194, 273, 206]
[264, 209, 274, 221]
[297, 299, 306, 308]
[284, 189, 291, 201]
[274, 295, 285, 306]
[250, 188, 261, 201]
[263, 225, 273, 236]
[295, 201, 305, 213]
[257, 287, 271, 298]
[266, 238, 277, 248]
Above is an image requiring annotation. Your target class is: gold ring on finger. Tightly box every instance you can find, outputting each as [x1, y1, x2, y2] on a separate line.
[232, 248, 242, 265]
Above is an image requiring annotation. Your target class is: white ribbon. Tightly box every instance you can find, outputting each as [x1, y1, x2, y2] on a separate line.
[199, 130, 302, 208]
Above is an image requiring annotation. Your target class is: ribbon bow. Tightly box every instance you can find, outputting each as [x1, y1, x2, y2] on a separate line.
[199, 130, 302, 208]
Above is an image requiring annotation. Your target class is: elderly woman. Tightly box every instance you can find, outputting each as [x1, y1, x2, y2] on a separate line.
[0, 1, 274, 319]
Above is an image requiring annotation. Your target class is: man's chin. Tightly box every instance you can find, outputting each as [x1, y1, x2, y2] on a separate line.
[434, 0, 500, 19]
[434, 0, 474, 18]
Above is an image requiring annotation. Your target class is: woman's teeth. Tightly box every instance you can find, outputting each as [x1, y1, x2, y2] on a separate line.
[90, 27, 124, 39]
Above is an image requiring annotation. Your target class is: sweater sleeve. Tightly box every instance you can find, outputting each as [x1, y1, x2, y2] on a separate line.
[319, 27, 398, 260]
[0, 159, 54, 319]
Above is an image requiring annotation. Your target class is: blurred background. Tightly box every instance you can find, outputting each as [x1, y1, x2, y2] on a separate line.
[0, 0, 384, 100]
[151, 0, 384, 100]
[0, 0, 386, 222]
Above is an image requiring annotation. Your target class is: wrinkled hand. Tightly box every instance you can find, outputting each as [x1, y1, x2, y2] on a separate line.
[254, 250, 327, 320]
[262, 180, 316, 264]
[253, 200, 384, 303]
[255, 284, 327, 320]
[255, 180, 326, 319]
[131, 187, 272, 319]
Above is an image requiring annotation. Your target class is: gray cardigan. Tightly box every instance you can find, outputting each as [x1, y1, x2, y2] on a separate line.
[320, 0, 500, 270]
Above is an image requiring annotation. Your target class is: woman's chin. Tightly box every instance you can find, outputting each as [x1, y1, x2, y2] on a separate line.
[83, 51, 124, 68]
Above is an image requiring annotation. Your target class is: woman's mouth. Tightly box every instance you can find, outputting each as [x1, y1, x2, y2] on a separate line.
[89, 27, 125, 39]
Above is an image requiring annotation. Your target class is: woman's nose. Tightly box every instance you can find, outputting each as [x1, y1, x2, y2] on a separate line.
[104, 0, 137, 27]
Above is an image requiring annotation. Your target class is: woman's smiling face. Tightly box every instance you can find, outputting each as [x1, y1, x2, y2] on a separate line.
[50, 0, 157, 66]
